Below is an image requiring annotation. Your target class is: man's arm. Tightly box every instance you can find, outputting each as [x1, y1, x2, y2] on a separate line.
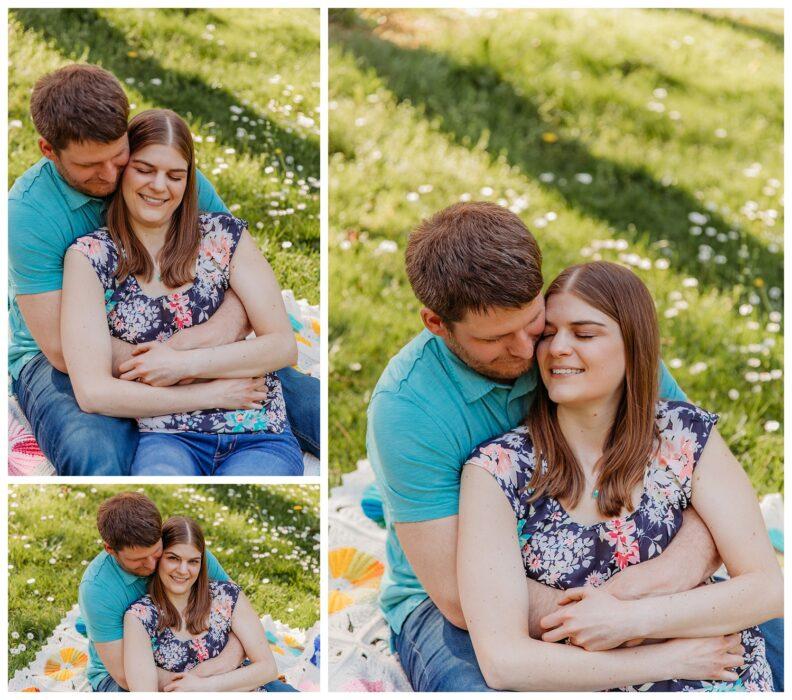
[16, 291, 68, 373]
[93, 639, 128, 690]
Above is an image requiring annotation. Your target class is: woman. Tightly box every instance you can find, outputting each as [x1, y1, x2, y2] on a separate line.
[123, 516, 290, 692]
[458, 261, 782, 691]
[61, 109, 303, 476]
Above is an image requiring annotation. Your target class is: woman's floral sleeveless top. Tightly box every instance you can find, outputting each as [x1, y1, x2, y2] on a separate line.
[71, 213, 287, 435]
[468, 401, 773, 692]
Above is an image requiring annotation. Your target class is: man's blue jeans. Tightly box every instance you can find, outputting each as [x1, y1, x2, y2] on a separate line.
[12, 353, 319, 476]
[394, 597, 784, 692]
[130, 429, 303, 476]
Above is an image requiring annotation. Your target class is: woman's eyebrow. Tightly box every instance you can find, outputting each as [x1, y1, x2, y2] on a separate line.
[130, 158, 187, 173]
[570, 320, 607, 327]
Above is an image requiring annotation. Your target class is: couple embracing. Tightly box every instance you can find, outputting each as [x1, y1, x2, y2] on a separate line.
[368, 202, 783, 691]
[9, 64, 319, 476]
[79, 492, 294, 692]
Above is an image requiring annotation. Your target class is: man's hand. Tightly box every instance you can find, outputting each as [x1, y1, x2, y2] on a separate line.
[118, 341, 189, 386]
[540, 586, 638, 651]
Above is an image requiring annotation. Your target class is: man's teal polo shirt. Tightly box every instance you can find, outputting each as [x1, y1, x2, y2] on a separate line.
[367, 328, 685, 634]
[78, 549, 228, 688]
[8, 157, 226, 379]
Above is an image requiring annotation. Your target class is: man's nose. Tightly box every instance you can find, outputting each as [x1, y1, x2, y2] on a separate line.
[98, 161, 118, 183]
[508, 329, 535, 359]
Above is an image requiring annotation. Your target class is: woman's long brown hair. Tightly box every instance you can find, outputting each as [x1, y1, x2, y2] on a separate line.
[107, 108, 199, 288]
[527, 261, 660, 517]
[149, 516, 211, 635]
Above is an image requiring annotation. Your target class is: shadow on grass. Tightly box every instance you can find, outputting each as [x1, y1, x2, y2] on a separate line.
[673, 8, 784, 51]
[12, 8, 318, 171]
[331, 21, 782, 296]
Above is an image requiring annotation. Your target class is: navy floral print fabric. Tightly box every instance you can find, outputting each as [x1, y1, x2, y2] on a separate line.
[128, 580, 243, 673]
[467, 400, 772, 692]
[71, 213, 287, 435]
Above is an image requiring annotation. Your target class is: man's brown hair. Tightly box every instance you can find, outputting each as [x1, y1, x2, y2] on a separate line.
[30, 64, 129, 151]
[405, 201, 543, 323]
[107, 109, 200, 289]
[97, 492, 162, 552]
[527, 261, 661, 517]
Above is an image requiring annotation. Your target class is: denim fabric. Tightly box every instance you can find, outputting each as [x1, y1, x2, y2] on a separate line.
[394, 598, 784, 692]
[393, 597, 494, 692]
[91, 674, 128, 692]
[11, 354, 317, 476]
[130, 428, 303, 476]
[759, 618, 784, 692]
[276, 366, 319, 457]
[12, 352, 138, 476]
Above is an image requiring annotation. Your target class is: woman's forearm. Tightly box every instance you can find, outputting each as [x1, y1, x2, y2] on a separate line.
[73, 374, 215, 417]
[629, 571, 784, 640]
[181, 332, 297, 380]
[481, 635, 676, 691]
[201, 659, 279, 692]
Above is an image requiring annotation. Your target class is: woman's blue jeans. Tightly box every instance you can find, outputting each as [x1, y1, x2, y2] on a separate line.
[130, 428, 304, 476]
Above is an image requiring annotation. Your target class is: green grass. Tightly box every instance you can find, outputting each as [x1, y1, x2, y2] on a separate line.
[8, 484, 319, 678]
[329, 8, 783, 492]
[9, 8, 319, 302]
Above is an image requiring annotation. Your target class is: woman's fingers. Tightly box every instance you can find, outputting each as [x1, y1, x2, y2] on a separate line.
[120, 367, 143, 381]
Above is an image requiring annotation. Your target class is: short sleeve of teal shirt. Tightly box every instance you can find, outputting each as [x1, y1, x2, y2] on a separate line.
[205, 550, 229, 581]
[78, 579, 126, 644]
[195, 170, 228, 214]
[8, 200, 68, 295]
[659, 360, 686, 401]
[368, 391, 461, 523]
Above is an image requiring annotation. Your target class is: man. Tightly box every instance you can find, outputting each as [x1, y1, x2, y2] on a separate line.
[367, 201, 783, 691]
[78, 492, 240, 692]
[9, 64, 319, 475]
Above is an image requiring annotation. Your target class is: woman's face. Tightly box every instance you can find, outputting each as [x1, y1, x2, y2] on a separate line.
[157, 542, 202, 595]
[537, 292, 626, 408]
[121, 143, 188, 230]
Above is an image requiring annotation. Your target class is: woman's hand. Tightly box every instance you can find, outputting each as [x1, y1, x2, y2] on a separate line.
[663, 634, 745, 683]
[163, 671, 208, 692]
[540, 586, 638, 651]
[207, 377, 271, 410]
[119, 341, 189, 386]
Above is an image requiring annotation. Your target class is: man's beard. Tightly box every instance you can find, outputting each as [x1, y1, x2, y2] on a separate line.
[52, 159, 117, 198]
[444, 332, 534, 382]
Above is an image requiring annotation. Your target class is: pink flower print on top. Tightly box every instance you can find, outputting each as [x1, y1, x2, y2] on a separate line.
[603, 517, 641, 570]
[656, 427, 698, 484]
[167, 292, 193, 330]
[191, 635, 210, 662]
[472, 442, 515, 479]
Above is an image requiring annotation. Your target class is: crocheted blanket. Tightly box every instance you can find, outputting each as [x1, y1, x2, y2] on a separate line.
[8, 290, 320, 477]
[329, 460, 784, 692]
[329, 460, 411, 692]
[8, 604, 320, 692]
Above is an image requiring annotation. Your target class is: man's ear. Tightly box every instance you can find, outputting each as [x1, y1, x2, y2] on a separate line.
[39, 138, 57, 161]
[103, 542, 116, 557]
[420, 307, 450, 339]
